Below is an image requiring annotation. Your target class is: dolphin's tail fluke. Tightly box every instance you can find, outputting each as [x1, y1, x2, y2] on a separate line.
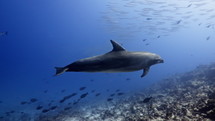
[54, 67, 68, 76]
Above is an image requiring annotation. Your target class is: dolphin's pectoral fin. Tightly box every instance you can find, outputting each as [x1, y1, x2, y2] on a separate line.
[110, 40, 126, 52]
[141, 67, 150, 78]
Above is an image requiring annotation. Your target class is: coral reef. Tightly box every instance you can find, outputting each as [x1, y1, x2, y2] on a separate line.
[2, 63, 215, 121]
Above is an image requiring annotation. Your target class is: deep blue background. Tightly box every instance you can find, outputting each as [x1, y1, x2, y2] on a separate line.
[0, 0, 215, 114]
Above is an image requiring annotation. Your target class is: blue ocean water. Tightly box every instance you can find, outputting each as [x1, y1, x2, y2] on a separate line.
[0, 0, 215, 120]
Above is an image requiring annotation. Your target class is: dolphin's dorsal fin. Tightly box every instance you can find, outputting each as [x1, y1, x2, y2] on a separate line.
[110, 40, 126, 52]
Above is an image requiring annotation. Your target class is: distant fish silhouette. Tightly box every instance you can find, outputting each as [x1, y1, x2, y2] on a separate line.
[110, 93, 115, 97]
[206, 36, 210, 40]
[59, 93, 77, 103]
[42, 109, 49, 113]
[50, 106, 57, 110]
[107, 98, 113, 101]
[126, 78, 131, 81]
[80, 93, 88, 99]
[64, 107, 71, 110]
[142, 39, 147, 42]
[79, 87, 86, 91]
[61, 89, 66, 93]
[95, 93, 101, 97]
[187, 4, 192, 7]
[20, 101, 28, 105]
[176, 20, 182, 24]
[43, 90, 48, 93]
[0, 32, 7, 36]
[36, 105, 43, 110]
[146, 18, 152, 20]
[11, 110, 15, 113]
[117, 92, 124, 96]
[30, 98, 38, 103]
[73, 101, 79, 105]
[145, 43, 150, 46]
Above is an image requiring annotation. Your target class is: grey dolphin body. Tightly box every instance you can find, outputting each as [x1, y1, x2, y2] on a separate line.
[55, 40, 164, 77]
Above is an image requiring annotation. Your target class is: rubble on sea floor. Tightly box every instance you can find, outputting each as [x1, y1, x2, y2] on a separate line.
[2, 63, 214, 121]
[34, 63, 215, 121]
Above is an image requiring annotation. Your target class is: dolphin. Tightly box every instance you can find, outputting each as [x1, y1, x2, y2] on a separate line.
[55, 40, 164, 77]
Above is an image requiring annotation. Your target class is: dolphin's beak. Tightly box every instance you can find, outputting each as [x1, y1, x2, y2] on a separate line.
[158, 59, 164, 63]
